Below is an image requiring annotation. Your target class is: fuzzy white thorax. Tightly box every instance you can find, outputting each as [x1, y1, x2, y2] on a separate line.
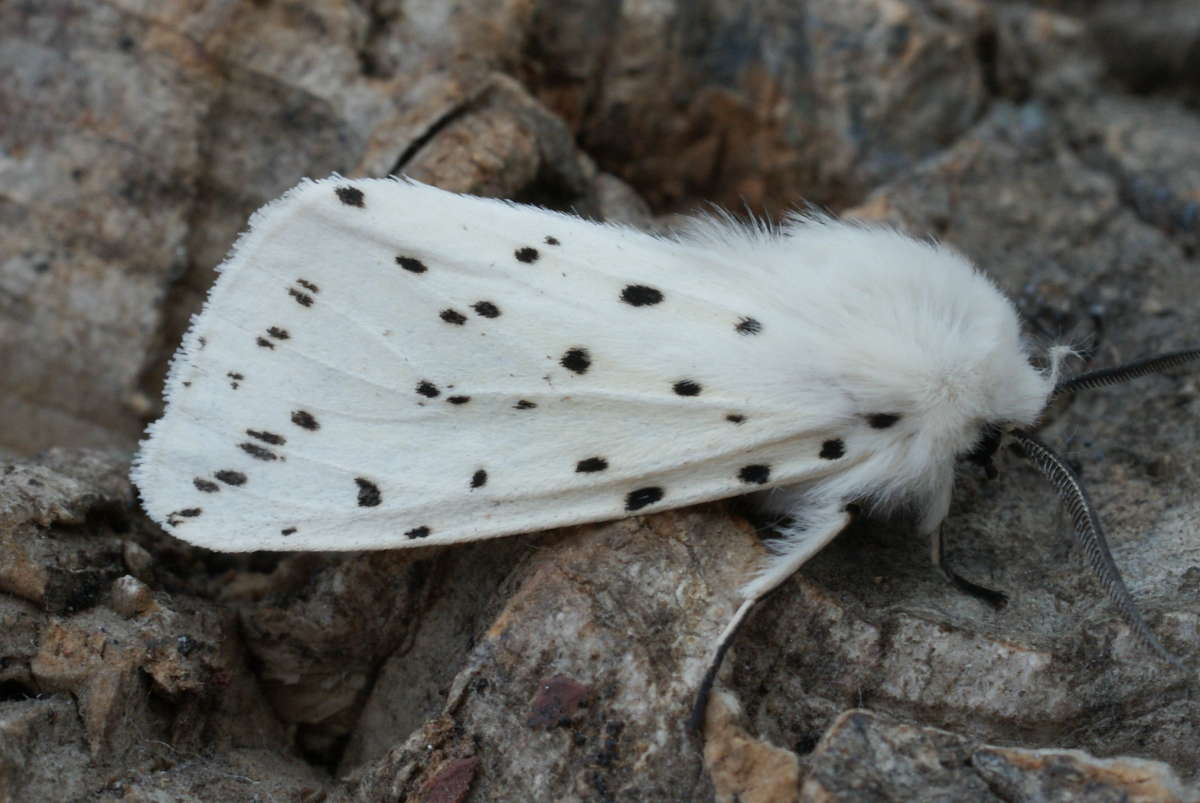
[676, 215, 1057, 547]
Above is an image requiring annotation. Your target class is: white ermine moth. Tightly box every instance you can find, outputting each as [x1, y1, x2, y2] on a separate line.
[133, 177, 1197, 729]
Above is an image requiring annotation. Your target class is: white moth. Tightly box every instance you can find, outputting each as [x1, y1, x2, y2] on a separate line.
[134, 177, 1194, 725]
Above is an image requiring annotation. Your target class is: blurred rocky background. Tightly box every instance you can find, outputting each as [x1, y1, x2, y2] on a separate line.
[1, 1, 1198, 800]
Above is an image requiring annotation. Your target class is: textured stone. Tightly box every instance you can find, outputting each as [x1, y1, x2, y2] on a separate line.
[1063, 0, 1200, 100]
[703, 692, 801, 803]
[341, 509, 759, 800]
[538, 0, 992, 212]
[0, 450, 318, 799]
[800, 710, 1195, 802]
[1064, 94, 1200, 256]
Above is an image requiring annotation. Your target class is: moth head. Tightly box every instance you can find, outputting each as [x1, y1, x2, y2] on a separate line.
[961, 344, 1075, 477]
[899, 313, 1059, 476]
[962, 348, 1199, 668]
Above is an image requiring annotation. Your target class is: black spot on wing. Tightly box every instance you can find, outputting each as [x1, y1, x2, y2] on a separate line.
[240, 442, 279, 461]
[735, 317, 762, 335]
[576, 457, 608, 473]
[292, 410, 319, 430]
[416, 381, 440, 398]
[446, 395, 471, 405]
[515, 246, 539, 263]
[514, 400, 537, 409]
[471, 469, 488, 489]
[406, 526, 431, 539]
[226, 372, 243, 389]
[168, 506, 202, 525]
[194, 478, 219, 493]
[256, 336, 275, 349]
[625, 487, 664, 511]
[288, 279, 319, 307]
[726, 414, 746, 424]
[396, 256, 427, 273]
[560, 348, 591, 374]
[472, 301, 501, 318]
[673, 380, 702, 396]
[738, 464, 770, 484]
[288, 288, 314, 307]
[544, 236, 560, 246]
[356, 477, 381, 507]
[268, 326, 290, 340]
[215, 470, 246, 486]
[620, 285, 663, 306]
[867, 413, 901, 429]
[167, 507, 203, 526]
[247, 429, 286, 446]
[441, 309, 467, 325]
[820, 439, 845, 460]
[335, 186, 364, 207]
[281, 527, 297, 536]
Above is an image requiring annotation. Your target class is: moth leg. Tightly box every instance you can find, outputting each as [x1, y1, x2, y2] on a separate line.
[687, 595, 761, 735]
[920, 475, 1007, 609]
[689, 503, 851, 735]
[930, 526, 1008, 610]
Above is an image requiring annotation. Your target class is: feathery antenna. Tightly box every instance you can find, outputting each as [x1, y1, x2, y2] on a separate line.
[1007, 429, 1181, 667]
[1054, 349, 1200, 396]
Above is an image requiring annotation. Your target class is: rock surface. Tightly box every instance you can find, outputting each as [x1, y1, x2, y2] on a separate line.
[1, 1, 1198, 800]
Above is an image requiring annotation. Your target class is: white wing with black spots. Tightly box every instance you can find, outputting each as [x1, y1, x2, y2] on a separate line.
[136, 176, 1198, 719]
[133, 178, 921, 551]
